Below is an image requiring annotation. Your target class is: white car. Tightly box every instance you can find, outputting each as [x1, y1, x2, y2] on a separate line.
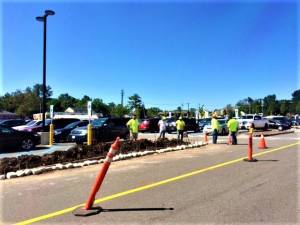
[238, 114, 268, 130]
[203, 119, 229, 135]
[12, 120, 42, 131]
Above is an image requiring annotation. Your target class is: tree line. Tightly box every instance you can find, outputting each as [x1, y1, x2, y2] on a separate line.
[0, 84, 159, 118]
[224, 90, 300, 117]
[0, 84, 299, 118]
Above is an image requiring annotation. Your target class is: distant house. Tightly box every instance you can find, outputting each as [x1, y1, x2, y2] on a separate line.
[65, 107, 75, 113]
[0, 111, 18, 120]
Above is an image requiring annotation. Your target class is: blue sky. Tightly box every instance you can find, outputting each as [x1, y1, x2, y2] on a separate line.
[1, 0, 298, 111]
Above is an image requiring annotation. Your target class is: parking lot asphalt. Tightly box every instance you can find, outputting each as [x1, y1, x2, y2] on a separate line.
[1, 131, 299, 224]
[0, 143, 76, 159]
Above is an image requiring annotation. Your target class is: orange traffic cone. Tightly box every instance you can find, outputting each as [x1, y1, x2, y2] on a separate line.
[204, 132, 208, 144]
[227, 134, 232, 145]
[258, 133, 267, 149]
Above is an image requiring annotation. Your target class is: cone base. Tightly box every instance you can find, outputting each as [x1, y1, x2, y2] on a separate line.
[243, 158, 258, 162]
[73, 206, 102, 217]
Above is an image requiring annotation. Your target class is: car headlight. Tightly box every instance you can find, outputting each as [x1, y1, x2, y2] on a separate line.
[80, 130, 87, 135]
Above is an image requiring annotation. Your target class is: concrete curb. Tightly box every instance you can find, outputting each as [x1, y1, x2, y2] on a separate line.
[0, 141, 207, 180]
[253, 130, 295, 137]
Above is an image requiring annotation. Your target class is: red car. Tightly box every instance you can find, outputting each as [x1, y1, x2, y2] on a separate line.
[139, 118, 160, 133]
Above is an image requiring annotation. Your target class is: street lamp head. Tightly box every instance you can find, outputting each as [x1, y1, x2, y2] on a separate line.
[36, 16, 45, 22]
[45, 10, 55, 16]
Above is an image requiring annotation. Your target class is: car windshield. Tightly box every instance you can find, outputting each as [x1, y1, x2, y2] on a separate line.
[44, 120, 52, 126]
[25, 120, 36, 126]
[64, 121, 81, 129]
[199, 118, 211, 124]
[273, 117, 287, 122]
[218, 119, 226, 125]
[92, 118, 108, 127]
[241, 115, 253, 119]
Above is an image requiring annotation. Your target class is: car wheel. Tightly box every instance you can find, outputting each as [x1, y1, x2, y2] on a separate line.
[21, 138, 35, 150]
[264, 124, 268, 131]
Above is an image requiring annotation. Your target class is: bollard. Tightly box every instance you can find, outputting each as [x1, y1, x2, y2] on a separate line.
[244, 124, 257, 162]
[87, 123, 92, 146]
[73, 137, 121, 216]
[204, 132, 208, 144]
[49, 124, 54, 146]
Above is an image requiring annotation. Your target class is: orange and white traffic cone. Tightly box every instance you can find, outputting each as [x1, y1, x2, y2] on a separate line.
[258, 133, 267, 149]
[227, 134, 232, 145]
[204, 132, 208, 145]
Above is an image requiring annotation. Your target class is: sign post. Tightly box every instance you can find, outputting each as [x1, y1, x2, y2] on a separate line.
[87, 101, 92, 122]
[235, 109, 239, 118]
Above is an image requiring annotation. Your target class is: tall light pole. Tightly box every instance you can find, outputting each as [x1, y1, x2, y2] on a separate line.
[36, 10, 55, 131]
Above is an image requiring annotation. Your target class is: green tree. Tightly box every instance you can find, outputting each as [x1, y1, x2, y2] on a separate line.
[110, 104, 130, 117]
[146, 107, 161, 117]
[92, 98, 109, 115]
[127, 94, 142, 111]
[264, 95, 276, 115]
[56, 93, 78, 111]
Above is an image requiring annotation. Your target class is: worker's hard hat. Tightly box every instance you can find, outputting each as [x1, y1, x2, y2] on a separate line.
[179, 116, 182, 119]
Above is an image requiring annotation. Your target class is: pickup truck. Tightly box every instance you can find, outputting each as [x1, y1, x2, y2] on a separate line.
[238, 114, 269, 130]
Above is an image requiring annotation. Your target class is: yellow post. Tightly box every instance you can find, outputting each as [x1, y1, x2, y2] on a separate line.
[49, 124, 54, 146]
[87, 123, 92, 145]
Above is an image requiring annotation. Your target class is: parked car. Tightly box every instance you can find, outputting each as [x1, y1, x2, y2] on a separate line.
[165, 117, 199, 133]
[0, 125, 40, 151]
[139, 118, 160, 133]
[197, 118, 211, 131]
[68, 117, 130, 144]
[54, 120, 89, 142]
[0, 119, 26, 128]
[166, 118, 177, 133]
[238, 114, 269, 130]
[289, 117, 300, 126]
[266, 116, 292, 131]
[24, 118, 80, 132]
[203, 119, 229, 135]
[182, 118, 200, 132]
[13, 120, 42, 131]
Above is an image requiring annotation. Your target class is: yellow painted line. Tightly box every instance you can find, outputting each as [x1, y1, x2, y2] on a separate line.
[14, 141, 300, 225]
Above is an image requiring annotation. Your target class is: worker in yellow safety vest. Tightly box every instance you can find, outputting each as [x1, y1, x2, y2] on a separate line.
[126, 114, 139, 141]
[211, 113, 219, 144]
[176, 116, 185, 141]
[227, 115, 239, 145]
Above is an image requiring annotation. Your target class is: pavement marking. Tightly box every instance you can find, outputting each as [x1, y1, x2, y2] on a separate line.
[14, 141, 300, 225]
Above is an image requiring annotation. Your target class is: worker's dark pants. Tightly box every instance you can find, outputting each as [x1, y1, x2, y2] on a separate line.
[212, 129, 218, 144]
[159, 130, 166, 139]
[231, 132, 237, 145]
[177, 130, 184, 141]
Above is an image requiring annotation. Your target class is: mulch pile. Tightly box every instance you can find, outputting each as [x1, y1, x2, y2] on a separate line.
[0, 138, 188, 174]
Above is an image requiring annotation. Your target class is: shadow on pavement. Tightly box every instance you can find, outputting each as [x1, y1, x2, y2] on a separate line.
[257, 159, 279, 162]
[73, 206, 174, 217]
[100, 207, 174, 213]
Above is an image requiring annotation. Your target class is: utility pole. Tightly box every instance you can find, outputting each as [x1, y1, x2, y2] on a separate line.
[121, 89, 124, 106]
[187, 103, 190, 118]
[261, 99, 264, 115]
